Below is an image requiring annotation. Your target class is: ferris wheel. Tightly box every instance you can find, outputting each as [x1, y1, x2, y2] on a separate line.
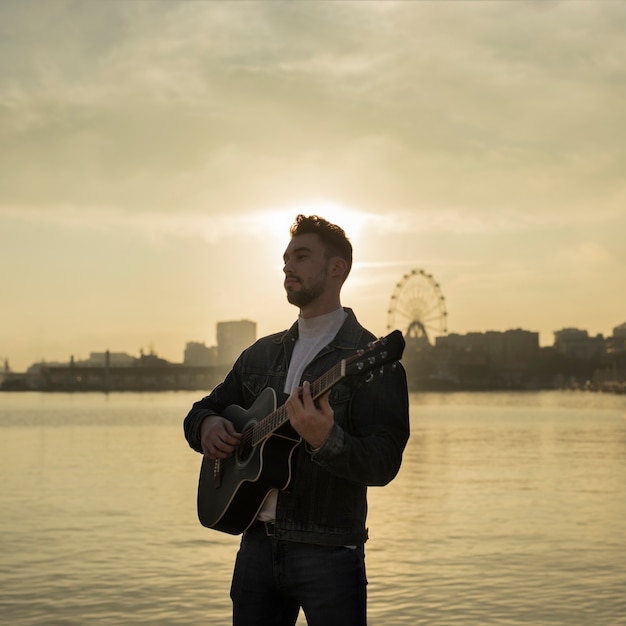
[387, 268, 448, 346]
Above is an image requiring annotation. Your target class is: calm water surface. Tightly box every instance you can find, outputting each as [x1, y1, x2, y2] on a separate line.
[1, 391, 625, 625]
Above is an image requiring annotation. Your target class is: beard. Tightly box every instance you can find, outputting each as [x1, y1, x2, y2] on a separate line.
[285, 271, 328, 308]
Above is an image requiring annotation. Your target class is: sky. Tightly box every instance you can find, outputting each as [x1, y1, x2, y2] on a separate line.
[1, 0, 625, 372]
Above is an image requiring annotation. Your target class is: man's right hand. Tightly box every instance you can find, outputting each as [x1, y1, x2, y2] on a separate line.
[200, 415, 242, 460]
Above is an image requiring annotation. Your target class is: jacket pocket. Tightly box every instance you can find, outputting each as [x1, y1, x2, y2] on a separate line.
[242, 374, 271, 406]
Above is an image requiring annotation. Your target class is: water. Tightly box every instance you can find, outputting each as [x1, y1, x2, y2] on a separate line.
[1, 391, 625, 625]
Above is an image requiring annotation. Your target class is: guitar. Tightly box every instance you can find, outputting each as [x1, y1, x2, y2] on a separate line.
[196, 329, 405, 535]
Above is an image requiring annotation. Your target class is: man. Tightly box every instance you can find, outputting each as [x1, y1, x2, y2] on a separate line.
[184, 214, 409, 626]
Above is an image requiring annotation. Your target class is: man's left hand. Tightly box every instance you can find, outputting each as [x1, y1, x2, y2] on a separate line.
[286, 380, 333, 449]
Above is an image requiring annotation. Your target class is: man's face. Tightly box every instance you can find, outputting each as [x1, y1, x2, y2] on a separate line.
[282, 233, 330, 308]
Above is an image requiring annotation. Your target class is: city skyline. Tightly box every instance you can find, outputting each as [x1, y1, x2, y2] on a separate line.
[8, 314, 625, 374]
[2, 2, 625, 372]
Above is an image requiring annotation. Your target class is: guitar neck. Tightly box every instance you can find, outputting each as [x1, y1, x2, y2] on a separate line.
[248, 330, 404, 446]
[251, 360, 344, 445]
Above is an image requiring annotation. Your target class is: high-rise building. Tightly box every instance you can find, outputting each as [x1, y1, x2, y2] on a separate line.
[216, 320, 257, 366]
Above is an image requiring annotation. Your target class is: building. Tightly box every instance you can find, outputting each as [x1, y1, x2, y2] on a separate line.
[436, 328, 539, 364]
[216, 319, 257, 366]
[402, 328, 542, 390]
[184, 341, 217, 367]
[553, 328, 606, 359]
[607, 322, 626, 353]
[83, 352, 136, 367]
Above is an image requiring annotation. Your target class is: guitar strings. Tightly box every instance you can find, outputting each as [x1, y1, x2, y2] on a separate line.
[216, 360, 346, 470]
[211, 345, 386, 472]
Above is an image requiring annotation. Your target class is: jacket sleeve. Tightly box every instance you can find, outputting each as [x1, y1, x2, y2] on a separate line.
[183, 361, 246, 454]
[309, 361, 410, 486]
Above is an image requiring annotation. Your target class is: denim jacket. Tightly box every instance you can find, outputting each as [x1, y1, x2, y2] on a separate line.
[183, 308, 410, 546]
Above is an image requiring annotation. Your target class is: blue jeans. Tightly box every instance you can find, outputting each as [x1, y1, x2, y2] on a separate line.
[230, 523, 368, 626]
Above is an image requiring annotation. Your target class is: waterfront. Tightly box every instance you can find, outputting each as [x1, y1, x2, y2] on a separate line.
[1, 391, 625, 625]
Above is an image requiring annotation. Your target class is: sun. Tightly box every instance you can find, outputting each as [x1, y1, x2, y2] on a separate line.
[241, 201, 375, 279]
[253, 201, 369, 243]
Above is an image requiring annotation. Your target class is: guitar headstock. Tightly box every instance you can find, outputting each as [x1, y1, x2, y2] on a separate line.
[344, 330, 405, 379]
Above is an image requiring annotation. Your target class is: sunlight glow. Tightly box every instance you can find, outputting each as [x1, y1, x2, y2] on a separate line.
[254, 201, 374, 243]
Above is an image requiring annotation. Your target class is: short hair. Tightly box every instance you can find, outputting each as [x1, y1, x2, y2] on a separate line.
[289, 214, 353, 281]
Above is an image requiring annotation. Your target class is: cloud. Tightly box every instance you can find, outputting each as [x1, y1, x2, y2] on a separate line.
[0, 203, 267, 245]
[557, 240, 617, 278]
[1, 1, 625, 226]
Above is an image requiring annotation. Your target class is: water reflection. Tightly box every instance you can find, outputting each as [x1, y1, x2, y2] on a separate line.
[1, 391, 625, 625]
